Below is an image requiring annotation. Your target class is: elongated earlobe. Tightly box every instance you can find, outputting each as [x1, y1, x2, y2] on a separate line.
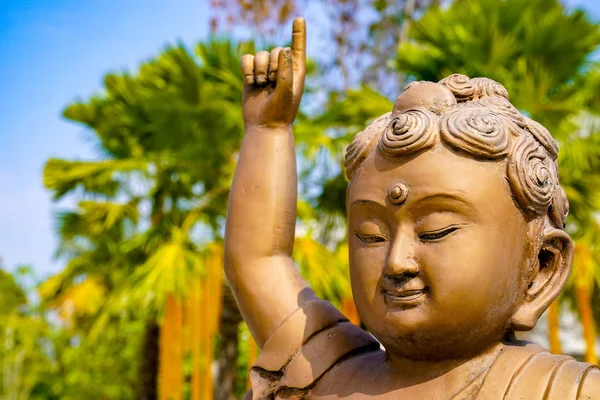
[511, 228, 573, 331]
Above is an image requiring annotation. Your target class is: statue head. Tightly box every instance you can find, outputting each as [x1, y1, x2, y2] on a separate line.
[344, 74, 572, 361]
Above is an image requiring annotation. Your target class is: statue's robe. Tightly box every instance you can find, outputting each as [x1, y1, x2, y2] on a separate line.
[247, 300, 600, 399]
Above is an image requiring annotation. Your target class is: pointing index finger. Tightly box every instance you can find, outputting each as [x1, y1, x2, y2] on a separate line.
[291, 17, 306, 56]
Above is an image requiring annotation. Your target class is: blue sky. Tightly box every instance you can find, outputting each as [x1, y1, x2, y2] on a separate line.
[0, 0, 211, 277]
[1, 0, 599, 279]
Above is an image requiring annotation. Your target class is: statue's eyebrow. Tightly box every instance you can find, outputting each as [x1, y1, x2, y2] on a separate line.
[412, 192, 476, 213]
[351, 199, 385, 207]
[418, 192, 467, 203]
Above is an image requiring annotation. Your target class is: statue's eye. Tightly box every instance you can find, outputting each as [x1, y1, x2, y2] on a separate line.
[355, 233, 386, 244]
[418, 226, 460, 242]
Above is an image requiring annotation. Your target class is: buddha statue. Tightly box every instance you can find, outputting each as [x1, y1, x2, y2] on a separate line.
[224, 18, 600, 399]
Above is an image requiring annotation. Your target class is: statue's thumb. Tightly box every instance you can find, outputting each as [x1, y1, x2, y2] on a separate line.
[275, 48, 294, 106]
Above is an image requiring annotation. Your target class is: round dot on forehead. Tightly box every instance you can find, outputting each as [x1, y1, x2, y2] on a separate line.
[388, 183, 409, 205]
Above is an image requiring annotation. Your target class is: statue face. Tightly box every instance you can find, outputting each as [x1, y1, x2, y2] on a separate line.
[347, 143, 534, 361]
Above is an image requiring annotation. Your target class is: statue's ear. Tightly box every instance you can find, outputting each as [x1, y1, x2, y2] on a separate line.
[511, 228, 573, 331]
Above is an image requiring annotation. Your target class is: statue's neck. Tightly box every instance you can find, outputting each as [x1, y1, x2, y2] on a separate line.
[384, 341, 504, 388]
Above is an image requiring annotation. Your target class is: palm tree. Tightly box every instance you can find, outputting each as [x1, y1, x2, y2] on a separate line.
[43, 39, 249, 398]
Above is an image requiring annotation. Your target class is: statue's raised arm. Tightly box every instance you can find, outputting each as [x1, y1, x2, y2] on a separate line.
[224, 18, 316, 347]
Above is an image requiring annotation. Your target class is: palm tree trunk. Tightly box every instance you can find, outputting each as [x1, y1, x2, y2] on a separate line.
[139, 320, 160, 400]
[171, 296, 184, 399]
[576, 284, 598, 364]
[215, 283, 243, 400]
[159, 294, 183, 400]
[142, 190, 165, 400]
[159, 295, 184, 400]
[547, 300, 562, 354]
[190, 278, 202, 400]
[201, 276, 213, 399]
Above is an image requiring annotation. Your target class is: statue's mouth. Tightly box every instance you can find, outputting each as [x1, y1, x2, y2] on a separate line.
[381, 274, 428, 305]
[383, 288, 427, 303]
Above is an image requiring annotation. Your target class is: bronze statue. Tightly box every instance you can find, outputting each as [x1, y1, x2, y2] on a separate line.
[225, 18, 600, 399]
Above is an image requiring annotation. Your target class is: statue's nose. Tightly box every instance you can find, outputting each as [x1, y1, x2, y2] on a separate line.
[384, 235, 419, 277]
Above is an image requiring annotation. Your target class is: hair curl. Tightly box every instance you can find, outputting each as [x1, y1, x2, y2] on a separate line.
[439, 103, 510, 159]
[344, 75, 568, 229]
[378, 109, 438, 157]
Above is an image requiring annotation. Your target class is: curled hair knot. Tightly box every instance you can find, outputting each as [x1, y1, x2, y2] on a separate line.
[345, 113, 391, 179]
[438, 74, 475, 102]
[378, 109, 438, 157]
[440, 105, 510, 159]
[474, 96, 526, 130]
[507, 136, 556, 216]
[549, 184, 569, 229]
[471, 77, 509, 100]
[523, 116, 558, 160]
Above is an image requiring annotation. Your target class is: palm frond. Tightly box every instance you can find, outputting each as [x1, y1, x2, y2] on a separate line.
[44, 158, 149, 200]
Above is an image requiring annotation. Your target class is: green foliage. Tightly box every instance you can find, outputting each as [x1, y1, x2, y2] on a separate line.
[44, 159, 147, 200]
[0, 270, 27, 313]
[397, 0, 600, 128]
[0, 267, 49, 400]
[0, 266, 141, 400]
[43, 319, 143, 400]
[398, 0, 599, 85]
[0, 313, 52, 400]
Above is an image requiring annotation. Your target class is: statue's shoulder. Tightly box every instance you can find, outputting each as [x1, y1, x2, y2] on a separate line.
[478, 341, 600, 400]
[249, 299, 380, 399]
[578, 367, 600, 400]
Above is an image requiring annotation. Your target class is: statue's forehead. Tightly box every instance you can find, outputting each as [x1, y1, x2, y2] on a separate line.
[347, 144, 508, 207]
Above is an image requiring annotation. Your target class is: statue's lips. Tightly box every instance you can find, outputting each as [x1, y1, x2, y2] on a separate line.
[384, 289, 426, 301]
[382, 284, 428, 303]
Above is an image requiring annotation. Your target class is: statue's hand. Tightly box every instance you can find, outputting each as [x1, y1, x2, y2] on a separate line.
[241, 18, 306, 128]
